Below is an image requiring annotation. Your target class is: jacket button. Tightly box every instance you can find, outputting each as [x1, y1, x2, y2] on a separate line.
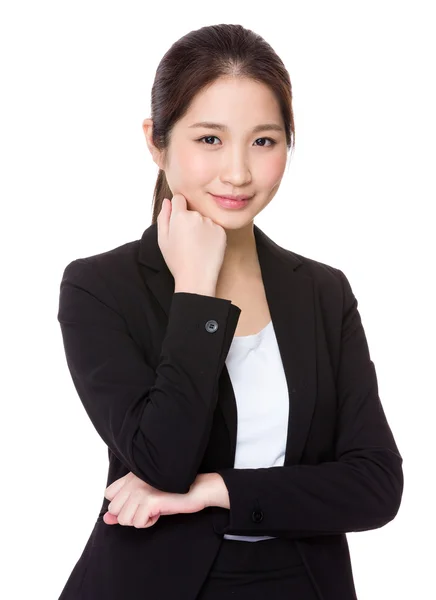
[252, 510, 264, 523]
[205, 320, 219, 333]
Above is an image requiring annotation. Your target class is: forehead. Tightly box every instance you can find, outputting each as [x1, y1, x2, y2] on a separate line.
[179, 77, 282, 126]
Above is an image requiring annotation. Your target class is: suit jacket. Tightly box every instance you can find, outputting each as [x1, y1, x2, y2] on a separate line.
[57, 220, 404, 600]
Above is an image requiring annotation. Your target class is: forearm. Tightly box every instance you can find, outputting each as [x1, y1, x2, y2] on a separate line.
[213, 449, 403, 538]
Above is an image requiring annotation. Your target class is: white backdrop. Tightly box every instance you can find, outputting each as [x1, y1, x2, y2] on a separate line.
[1, 1, 433, 598]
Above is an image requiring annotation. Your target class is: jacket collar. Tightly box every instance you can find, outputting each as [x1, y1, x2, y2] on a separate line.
[138, 221, 317, 466]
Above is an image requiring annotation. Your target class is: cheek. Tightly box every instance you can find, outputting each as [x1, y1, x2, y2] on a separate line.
[170, 146, 287, 190]
[260, 154, 287, 188]
[174, 149, 213, 183]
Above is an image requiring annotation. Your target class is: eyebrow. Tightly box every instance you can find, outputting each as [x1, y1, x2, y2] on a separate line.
[188, 121, 284, 134]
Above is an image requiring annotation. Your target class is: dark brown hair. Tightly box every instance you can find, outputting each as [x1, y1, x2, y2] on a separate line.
[149, 23, 295, 224]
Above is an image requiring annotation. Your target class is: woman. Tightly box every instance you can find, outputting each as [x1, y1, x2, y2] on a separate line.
[57, 23, 403, 599]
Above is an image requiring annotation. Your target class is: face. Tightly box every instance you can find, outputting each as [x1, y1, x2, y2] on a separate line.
[143, 76, 289, 231]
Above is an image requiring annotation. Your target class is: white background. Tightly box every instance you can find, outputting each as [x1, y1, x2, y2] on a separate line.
[1, 1, 434, 598]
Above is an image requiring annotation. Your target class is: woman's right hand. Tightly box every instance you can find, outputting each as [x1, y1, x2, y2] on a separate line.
[157, 193, 227, 289]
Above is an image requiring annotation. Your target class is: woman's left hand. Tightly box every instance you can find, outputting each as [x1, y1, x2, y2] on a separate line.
[103, 472, 216, 528]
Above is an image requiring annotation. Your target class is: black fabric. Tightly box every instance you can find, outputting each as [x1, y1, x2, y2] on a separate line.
[196, 537, 319, 599]
[56, 221, 403, 599]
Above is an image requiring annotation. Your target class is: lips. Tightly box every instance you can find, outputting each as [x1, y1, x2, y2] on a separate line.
[211, 194, 251, 209]
[211, 194, 252, 201]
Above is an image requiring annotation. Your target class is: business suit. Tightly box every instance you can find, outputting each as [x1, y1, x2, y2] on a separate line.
[57, 220, 404, 599]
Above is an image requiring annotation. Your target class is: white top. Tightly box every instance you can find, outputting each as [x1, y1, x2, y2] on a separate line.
[223, 319, 289, 542]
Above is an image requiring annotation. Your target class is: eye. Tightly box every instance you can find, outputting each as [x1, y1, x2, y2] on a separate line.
[254, 137, 277, 147]
[197, 135, 220, 145]
[196, 136, 277, 147]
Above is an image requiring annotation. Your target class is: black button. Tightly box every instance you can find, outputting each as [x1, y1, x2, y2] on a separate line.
[205, 320, 219, 333]
[251, 510, 264, 523]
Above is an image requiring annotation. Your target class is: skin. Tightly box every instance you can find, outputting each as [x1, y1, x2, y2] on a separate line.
[104, 76, 290, 527]
[103, 472, 228, 527]
[143, 75, 289, 285]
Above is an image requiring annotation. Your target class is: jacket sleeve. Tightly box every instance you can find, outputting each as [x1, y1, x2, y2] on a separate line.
[213, 269, 404, 538]
[57, 258, 241, 494]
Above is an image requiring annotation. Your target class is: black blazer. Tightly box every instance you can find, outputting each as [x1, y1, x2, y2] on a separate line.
[57, 221, 403, 600]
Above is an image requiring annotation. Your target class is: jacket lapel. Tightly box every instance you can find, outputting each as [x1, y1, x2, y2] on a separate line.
[138, 221, 317, 468]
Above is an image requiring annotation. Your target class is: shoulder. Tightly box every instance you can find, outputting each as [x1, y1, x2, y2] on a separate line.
[290, 248, 342, 279]
[59, 238, 142, 293]
[258, 226, 345, 290]
[277, 245, 355, 318]
[284, 244, 348, 291]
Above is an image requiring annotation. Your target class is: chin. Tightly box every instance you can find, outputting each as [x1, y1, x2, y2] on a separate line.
[212, 214, 255, 231]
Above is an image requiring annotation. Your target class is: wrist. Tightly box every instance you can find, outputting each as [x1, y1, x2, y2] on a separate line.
[174, 278, 217, 296]
[203, 473, 230, 510]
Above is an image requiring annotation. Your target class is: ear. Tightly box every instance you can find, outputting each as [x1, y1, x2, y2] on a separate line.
[142, 118, 165, 170]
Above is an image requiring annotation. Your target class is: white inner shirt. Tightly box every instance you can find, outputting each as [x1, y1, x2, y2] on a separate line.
[223, 319, 290, 542]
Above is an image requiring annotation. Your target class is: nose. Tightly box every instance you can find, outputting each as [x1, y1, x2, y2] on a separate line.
[219, 146, 252, 187]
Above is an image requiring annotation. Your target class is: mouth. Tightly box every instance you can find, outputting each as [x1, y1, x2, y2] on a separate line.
[210, 193, 253, 210]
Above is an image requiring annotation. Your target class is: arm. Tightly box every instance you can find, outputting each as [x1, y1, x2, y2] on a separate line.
[213, 269, 404, 538]
[57, 258, 241, 494]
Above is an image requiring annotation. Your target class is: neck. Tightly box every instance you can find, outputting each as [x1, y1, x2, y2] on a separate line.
[217, 222, 260, 284]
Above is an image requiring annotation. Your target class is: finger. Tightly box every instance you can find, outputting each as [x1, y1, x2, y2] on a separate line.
[107, 489, 131, 515]
[143, 502, 161, 528]
[132, 502, 153, 528]
[104, 476, 128, 500]
[103, 511, 118, 525]
[144, 513, 160, 528]
[117, 500, 140, 526]
[170, 193, 186, 215]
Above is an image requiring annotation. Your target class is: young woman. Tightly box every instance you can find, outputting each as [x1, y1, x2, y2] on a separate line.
[57, 23, 403, 600]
